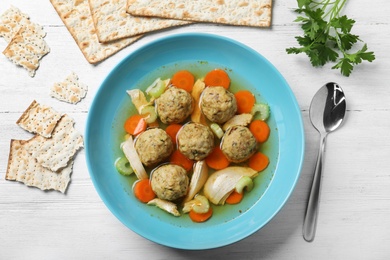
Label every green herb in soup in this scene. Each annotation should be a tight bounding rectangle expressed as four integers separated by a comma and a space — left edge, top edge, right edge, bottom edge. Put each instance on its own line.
115, 69, 271, 223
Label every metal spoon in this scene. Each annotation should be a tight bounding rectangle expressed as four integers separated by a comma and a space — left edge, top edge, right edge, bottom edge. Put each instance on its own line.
303, 82, 346, 242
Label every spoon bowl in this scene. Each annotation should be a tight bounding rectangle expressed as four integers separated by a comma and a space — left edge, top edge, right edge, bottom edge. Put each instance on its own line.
303, 82, 346, 242
310, 82, 346, 133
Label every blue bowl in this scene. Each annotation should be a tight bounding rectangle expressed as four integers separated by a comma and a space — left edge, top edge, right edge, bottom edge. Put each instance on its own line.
85, 33, 304, 250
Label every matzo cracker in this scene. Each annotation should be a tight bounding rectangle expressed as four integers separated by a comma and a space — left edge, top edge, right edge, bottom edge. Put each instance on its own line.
89, 0, 191, 42
25, 114, 84, 172
50, 72, 88, 104
50, 0, 141, 64
5, 139, 73, 193
16, 100, 62, 138
0, 6, 46, 43
127, 0, 272, 27
2, 27, 50, 77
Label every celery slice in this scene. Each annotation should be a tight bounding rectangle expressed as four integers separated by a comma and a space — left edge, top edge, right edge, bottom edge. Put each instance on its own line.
235, 176, 254, 194
183, 195, 210, 214
115, 157, 134, 176
146, 78, 166, 98
251, 103, 270, 121
140, 105, 157, 124
192, 195, 210, 214
210, 123, 224, 139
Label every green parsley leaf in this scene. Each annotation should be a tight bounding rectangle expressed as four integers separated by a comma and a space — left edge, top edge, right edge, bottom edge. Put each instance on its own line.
287, 0, 375, 76
338, 33, 359, 50
331, 15, 355, 33
297, 0, 311, 9
332, 58, 354, 76
331, 44, 375, 76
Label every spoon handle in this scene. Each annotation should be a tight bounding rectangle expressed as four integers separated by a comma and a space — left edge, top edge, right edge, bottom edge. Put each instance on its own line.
303, 133, 327, 242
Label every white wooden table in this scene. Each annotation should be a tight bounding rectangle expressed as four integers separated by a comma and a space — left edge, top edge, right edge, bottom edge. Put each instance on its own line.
1, 1, 389, 259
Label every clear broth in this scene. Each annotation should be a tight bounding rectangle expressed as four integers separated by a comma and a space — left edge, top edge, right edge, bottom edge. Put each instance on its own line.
111, 61, 279, 227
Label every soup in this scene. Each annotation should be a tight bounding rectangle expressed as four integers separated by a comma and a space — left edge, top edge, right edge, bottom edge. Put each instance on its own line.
111, 61, 278, 225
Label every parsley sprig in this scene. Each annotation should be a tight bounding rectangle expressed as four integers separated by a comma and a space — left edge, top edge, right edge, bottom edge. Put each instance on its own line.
286, 0, 375, 76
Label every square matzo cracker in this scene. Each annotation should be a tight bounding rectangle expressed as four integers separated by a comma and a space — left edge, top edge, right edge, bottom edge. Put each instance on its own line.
89, 0, 191, 42
50, 72, 88, 104
25, 114, 84, 172
127, 0, 272, 27
5, 139, 73, 193
17, 100, 63, 138
50, 0, 141, 64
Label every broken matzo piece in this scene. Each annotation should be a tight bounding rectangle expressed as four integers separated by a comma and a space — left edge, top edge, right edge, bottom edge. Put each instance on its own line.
25, 114, 84, 172
50, 72, 88, 104
0, 5, 46, 43
89, 0, 191, 43
2, 27, 50, 77
16, 100, 62, 138
5, 139, 73, 193
50, 0, 141, 64
127, 0, 272, 27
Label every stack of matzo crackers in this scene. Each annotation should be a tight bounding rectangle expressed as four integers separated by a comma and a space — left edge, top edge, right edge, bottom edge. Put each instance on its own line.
127, 0, 272, 27
5, 100, 83, 193
49, 0, 272, 64
0, 6, 50, 77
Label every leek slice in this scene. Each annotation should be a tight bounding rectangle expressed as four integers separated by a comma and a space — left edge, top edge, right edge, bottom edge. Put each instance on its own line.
148, 198, 180, 217
121, 135, 148, 180
222, 113, 253, 131
203, 166, 258, 205
183, 160, 208, 203
127, 89, 149, 114
190, 79, 207, 124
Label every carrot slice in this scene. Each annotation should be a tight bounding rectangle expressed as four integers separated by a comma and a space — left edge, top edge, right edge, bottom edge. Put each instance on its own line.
189, 207, 213, 223
248, 152, 269, 172
133, 179, 156, 203
249, 120, 270, 143
204, 69, 230, 89
205, 146, 230, 170
225, 190, 244, 204
165, 124, 182, 145
171, 70, 195, 92
235, 90, 255, 114
170, 150, 194, 171
124, 115, 147, 135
